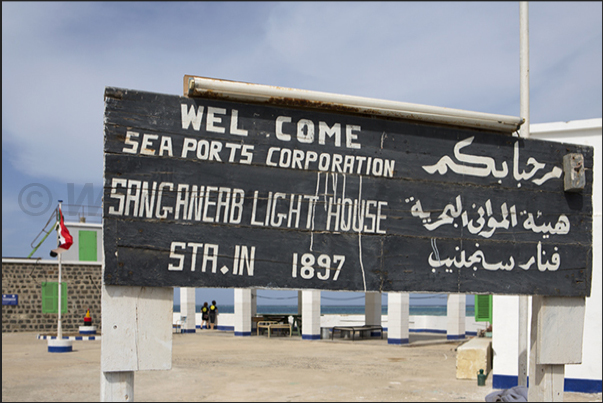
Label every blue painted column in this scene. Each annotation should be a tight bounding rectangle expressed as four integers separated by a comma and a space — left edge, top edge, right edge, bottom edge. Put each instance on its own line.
301, 290, 321, 340
388, 292, 410, 345
234, 288, 252, 336
297, 290, 302, 315
250, 289, 257, 332
447, 293, 466, 340
365, 291, 382, 337
180, 287, 196, 333
251, 289, 257, 316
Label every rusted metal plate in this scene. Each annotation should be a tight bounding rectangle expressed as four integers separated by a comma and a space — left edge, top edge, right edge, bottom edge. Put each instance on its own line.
103, 87, 593, 296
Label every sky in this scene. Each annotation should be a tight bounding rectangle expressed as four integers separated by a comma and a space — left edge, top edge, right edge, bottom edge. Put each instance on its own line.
3, 2, 601, 307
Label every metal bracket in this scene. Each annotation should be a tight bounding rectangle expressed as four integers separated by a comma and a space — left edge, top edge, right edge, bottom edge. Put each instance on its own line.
563, 153, 585, 192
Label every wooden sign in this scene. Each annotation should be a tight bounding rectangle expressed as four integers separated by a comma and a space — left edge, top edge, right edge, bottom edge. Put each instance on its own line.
103, 87, 593, 296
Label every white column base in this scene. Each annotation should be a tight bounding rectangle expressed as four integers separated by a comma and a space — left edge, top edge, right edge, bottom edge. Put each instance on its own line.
48, 338, 73, 353
79, 325, 97, 334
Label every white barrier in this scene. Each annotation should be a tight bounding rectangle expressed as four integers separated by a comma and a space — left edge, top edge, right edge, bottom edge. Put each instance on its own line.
173, 313, 487, 335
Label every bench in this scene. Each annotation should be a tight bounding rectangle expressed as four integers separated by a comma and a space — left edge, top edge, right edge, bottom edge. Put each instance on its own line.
256, 321, 292, 337
331, 325, 383, 341
252, 316, 267, 329
173, 316, 187, 333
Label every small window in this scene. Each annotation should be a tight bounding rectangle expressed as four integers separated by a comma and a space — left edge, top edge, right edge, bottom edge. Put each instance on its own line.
79, 230, 97, 261
474, 294, 492, 322
41, 282, 67, 314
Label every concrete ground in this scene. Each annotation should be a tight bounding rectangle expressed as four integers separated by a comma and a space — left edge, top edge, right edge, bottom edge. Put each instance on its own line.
2, 331, 601, 402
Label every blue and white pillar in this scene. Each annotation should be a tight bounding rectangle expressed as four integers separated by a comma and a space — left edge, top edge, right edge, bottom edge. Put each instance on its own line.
234, 288, 252, 336
365, 291, 382, 337
250, 289, 257, 332
387, 292, 410, 345
180, 287, 196, 333
297, 290, 302, 314
447, 293, 466, 340
251, 289, 257, 316
301, 290, 321, 340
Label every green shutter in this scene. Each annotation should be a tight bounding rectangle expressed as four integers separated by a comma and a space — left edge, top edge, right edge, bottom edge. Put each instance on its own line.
41, 282, 67, 314
474, 295, 492, 322
41, 282, 56, 313
60, 282, 67, 313
79, 230, 97, 261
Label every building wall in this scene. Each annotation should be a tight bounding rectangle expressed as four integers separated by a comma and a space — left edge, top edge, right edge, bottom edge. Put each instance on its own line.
2, 260, 102, 333
59, 222, 102, 263
492, 119, 602, 393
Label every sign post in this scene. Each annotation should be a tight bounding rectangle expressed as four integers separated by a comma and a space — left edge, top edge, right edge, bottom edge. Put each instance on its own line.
103, 81, 592, 296
101, 77, 593, 401
518, 0, 530, 388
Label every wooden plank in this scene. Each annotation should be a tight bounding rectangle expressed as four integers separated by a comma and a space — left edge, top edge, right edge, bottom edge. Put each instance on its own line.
103, 87, 593, 296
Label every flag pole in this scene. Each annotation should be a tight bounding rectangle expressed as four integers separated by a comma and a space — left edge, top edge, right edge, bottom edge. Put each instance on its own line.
57, 200, 63, 340
518, 1, 530, 388
47, 201, 72, 353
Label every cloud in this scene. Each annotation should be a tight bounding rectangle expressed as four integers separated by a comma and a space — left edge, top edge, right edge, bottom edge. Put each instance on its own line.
262, 3, 520, 109
1, 2, 275, 183
529, 2, 603, 122
2, 1, 601, 189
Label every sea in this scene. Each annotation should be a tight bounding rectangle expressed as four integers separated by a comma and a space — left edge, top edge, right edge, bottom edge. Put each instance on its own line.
174, 304, 475, 316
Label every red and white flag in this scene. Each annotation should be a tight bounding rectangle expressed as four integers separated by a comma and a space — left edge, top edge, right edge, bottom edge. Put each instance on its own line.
50, 206, 73, 257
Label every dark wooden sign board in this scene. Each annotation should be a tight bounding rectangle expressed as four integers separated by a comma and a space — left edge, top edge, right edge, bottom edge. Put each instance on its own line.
103, 87, 593, 296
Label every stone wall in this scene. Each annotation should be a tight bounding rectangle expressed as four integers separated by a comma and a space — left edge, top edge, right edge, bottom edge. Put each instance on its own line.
2, 260, 102, 333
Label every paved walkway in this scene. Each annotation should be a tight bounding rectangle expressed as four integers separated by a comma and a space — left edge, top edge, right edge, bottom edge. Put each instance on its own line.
2, 331, 601, 402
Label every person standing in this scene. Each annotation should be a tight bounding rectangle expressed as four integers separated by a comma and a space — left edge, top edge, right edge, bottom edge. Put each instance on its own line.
209, 300, 218, 330
201, 302, 209, 329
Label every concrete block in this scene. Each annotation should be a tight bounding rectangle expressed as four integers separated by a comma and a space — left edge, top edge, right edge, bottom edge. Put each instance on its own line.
365, 292, 382, 326
234, 288, 252, 335
388, 292, 409, 342
302, 290, 321, 337
456, 337, 492, 380
180, 287, 196, 331
101, 285, 172, 372
535, 296, 585, 365
447, 294, 466, 338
